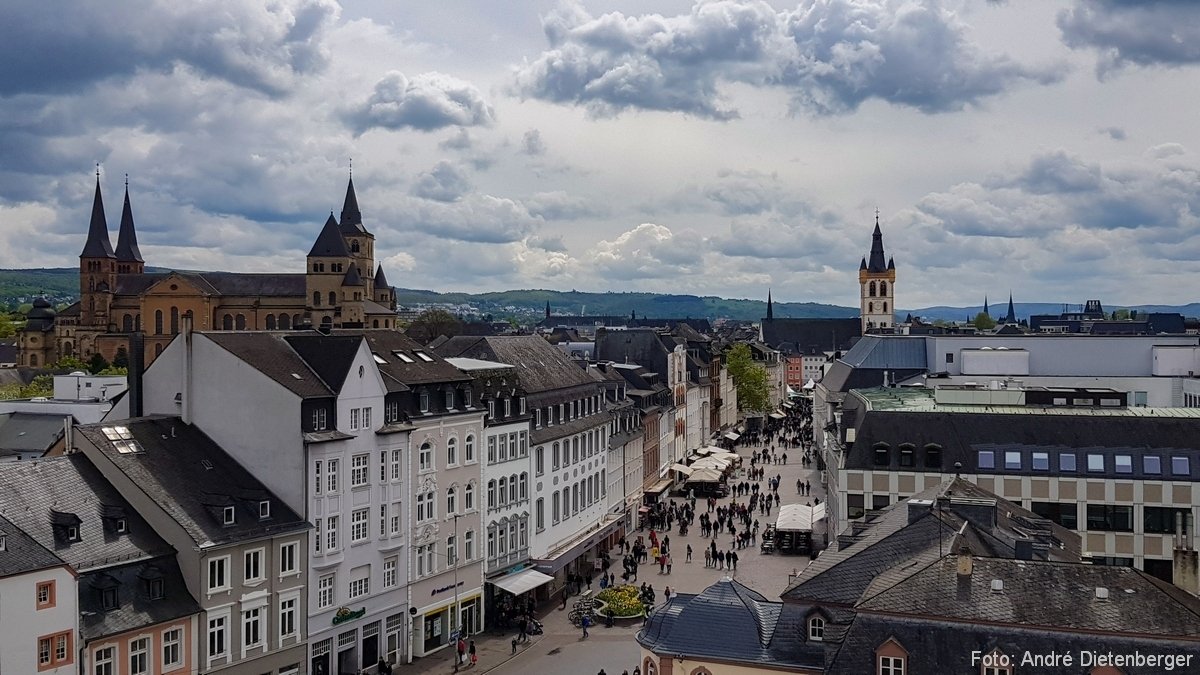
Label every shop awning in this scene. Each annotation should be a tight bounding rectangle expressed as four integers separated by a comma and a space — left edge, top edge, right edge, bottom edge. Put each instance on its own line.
670, 463, 694, 475
769, 412, 786, 420
686, 468, 724, 483
783, 401, 795, 409
774, 503, 827, 531
723, 431, 741, 441
488, 568, 555, 596
695, 447, 714, 455
645, 477, 673, 494
534, 517, 624, 574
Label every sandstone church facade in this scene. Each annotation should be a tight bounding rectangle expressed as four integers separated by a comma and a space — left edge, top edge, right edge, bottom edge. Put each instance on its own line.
18, 175, 398, 367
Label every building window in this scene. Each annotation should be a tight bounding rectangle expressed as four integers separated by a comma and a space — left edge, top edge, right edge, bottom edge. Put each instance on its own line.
1144, 455, 1162, 474
499, 477, 508, 506
420, 392, 430, 412
244, 548, 264, 583
536, 446, 545, 475
417, 492, 435, 522
847, 493, 865, 520
1114, 454, 1133, 474
465, 434, 475, 463
207, 556, 229, 592
351, 454, 369, 487
879, 655, 905, 675
447, 534, 457, 566
977, 450, 995, 470
446, 389, 455, 410
552, 491, 560, 523
391, 449, 402, 480
326, 457, 340, 492
1172, 456, 1191, 476
326, 514, 339, 550
898, 444, 914, 467
873, 443, 890, 466
155, 310, 164, 334
243, 607, 262, 649
465, 482, 475, 511
1031, 501, 1078, 530
488, 480, 496, 510
1087, 454, 1105, 472
162, 628, 182, 669
36, 580, 55, 609
314, 518, 322, 553
1031, 452, 1049, 471
553, 442, 561, 469
317, 574, 335, 608
1059, 452, 1077, 472
38, 631, 72, 669
536, 498, 545, 531
280, 598, 297, 640
465, 530, 475, 560
259, 500, 270, 519
808, 615, 825, 640
280, 541, 297, 575
519, 472, 529, 501
1004, 451, 1021, 470
208, 615, 227, 658
447, 437, 458, 465
384, 557, 398, 587
390, 502, 402, 535
447, 486, 457, 515
488, 436, 497, 463
311, 407, 328, 431
351, 508, 369, 543
1145, 506, 1191, 535
349, 576, 369, 600
1087, 504, 1134, 532
350, 408, 360, 431
419, 442, 433, 471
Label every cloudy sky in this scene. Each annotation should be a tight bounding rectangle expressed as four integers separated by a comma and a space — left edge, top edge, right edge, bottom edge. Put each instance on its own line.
1, 0, 1198, 308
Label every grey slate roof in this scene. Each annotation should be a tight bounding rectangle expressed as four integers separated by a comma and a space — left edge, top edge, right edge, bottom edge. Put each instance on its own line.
434, 335, 597, 393
838, 335, 928, 369
594, 329, 671, 379
114, 186, 143, 263
342, 264, 364, 287
0, 411, 67, 457
637, 578, 819, 669
345, 330, 472, 387
112, 272, 305, 297
339, 177, 367, 234
285, 333, 362, 394
0, 512, 66, 578
859, 556, 1200, 636
79, 556, 198, 641
761, 318, 861, 355
309, 213, 351, 257
76, 416, 308, 547
82, 177, 115, 258
202, 332, 333, 399
0, 454, 175, 571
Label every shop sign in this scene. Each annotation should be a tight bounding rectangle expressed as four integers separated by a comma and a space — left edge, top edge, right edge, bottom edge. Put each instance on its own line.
332, 606, 366, 626
431, 580, 465, 596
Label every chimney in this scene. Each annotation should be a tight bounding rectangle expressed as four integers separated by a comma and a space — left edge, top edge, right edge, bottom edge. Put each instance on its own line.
129, 331, 145, 418
1173, 512, 1199, 597
957, 544, 973, 577
990, 579, 1003, 593
63, 417, 73, 454
1095, 587, 1109, 600
181, 315, 193, 425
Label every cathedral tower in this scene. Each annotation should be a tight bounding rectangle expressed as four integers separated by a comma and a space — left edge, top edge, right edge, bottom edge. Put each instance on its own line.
858, 214, 896, 333
306, 213, 352, 329
114, 178, 144, 275
339, 175, 376, 298
80, 172, 117, 328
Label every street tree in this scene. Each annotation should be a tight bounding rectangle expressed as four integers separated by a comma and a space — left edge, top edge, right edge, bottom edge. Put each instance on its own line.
973, 312, 996, 330
726, 343, 771, 412
405, 309, 463, 344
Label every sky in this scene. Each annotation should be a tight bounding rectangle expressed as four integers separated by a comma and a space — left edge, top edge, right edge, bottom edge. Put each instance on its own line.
1, 0, 1198, 309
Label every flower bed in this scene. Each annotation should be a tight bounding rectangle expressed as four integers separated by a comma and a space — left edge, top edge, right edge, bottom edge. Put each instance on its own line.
595, 585, 646, 618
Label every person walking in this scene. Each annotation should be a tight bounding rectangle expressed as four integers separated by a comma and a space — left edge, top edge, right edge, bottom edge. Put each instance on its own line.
666, 554, 673, 574
458, 636, 468, 666
686, 544, 693, 562
469, 640, 477, 667
582, 614, 591, 639
704, 548, 711, 567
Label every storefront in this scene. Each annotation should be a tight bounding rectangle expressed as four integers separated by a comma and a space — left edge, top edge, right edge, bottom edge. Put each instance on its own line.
311, 606, 408, 675
642, 477, 673, 505
485, 566, 555, 628
534, 517, 624, 593
415, 592, 483, 656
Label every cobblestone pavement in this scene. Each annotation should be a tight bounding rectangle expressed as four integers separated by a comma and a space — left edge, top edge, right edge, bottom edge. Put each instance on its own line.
409, 436, 825, 674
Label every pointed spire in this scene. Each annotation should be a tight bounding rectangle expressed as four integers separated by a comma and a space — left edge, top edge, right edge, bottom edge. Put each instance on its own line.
309, 212, 351, 257
374, 263, 390, 290
339, 172, 367, 234
545, 301, 551, 319
866, 213, 887, 273
81, 170, 115, 258
114, 177, 143, 263
766, 288, 774, 320
860, 257, 867, 271
342, 264, 364, 287
983, 296, 990, 316
1005, 293, 1017, 324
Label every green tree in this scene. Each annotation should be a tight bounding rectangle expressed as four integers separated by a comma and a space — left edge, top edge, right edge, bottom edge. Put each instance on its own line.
51, 356, 89, 371
0, 374, 54, 401
726, 343, 771, 412
404, 309, 463, 344
87, 353, 109, 374
1111, 308, 1132, 320
97, 366, 128, 376
112, 348, 129, 369
973, 312, 996, 330
0, 312, 14, 338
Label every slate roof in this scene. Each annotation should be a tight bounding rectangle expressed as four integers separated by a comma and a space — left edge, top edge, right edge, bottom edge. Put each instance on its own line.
342, 264, 364, 287
82, 177, 115, 258
866, 222, 887, 273
374, 264, 389, 289
79, 556, 198, 641
434, 335, 597, 393
202, 332, 332, 399
284, 333, 362, 394
308, 213, 351, 257
761, 318, 861, 355
339, 177, 367, 234
76, 416, 308, 547
0, 341, 16, 364
638, 578, 819, 669
0, 412, 67, 457
343, 329, 472, 387
0, 454, 175, 571
112, 272, 306, 297
860, 556, 1200, 636
114, 186, 143, 263
838, 335, 927, 369
0, 512, 66, 578
594, 329, 671, 378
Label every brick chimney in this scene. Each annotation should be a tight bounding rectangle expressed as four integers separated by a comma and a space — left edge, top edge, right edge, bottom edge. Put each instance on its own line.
1173, 513, 1199, 597
957, 543, 973, 577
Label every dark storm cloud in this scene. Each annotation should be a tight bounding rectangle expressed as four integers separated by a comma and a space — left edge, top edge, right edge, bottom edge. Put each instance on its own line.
522, 129, 547, 155
514, 0, 1062, 119
343, 71, 495, 134
1058, 1, 1200, 77
1099, 126, 1127, 140
0, 0, 338, 97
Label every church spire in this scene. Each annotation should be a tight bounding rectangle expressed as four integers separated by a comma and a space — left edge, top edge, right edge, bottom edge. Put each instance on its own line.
866, 212, 887, 273
1004, 293, 1017, 324
766, 288, 774, 320
81, 170, 115, 258
339, 172, 367, 234
545, 301, 551, 319
983, 296, 990, 317
114, 177, 143, 263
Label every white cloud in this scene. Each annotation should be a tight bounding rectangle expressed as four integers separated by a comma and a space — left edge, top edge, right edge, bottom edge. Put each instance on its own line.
343, 71, 496, 134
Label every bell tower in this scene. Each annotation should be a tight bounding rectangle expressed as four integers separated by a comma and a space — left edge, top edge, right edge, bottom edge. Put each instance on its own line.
859, 212, 896, 333
80, 170, 117, 329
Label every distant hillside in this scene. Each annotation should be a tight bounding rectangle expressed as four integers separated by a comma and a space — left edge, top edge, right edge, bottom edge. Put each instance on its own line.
905, 302, 1200, 322
392, 288, 858, 321
0, 268, 79, 306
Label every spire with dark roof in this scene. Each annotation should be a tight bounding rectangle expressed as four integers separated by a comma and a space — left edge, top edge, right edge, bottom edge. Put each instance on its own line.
766, 289, 774, 320
114, 180, 143, 263
1004, 293, 1017, 324
866, 215, 888, 273
342, 264, 364, 287
859, 257, 867, 270
81, 174, 115, 258
983, 296, 990, 316
545, 301, 551, 319
339, 175, 367, 234
308, 213, 351, 257
374, 264, 389, 289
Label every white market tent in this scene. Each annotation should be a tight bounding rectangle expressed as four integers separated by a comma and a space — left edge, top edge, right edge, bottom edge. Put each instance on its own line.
670, 463, 694, 475
774, 503, 827, 532
686, 467, 724, 483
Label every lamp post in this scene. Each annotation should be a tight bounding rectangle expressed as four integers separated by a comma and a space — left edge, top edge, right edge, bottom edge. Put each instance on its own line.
452, 512, 461, 670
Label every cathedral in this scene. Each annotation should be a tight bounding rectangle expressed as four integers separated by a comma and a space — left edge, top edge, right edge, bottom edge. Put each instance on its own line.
17, 174, 398, 368
858, 215, 896, 333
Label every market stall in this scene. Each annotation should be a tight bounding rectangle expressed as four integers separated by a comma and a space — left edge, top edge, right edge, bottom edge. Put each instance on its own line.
767, 503, 827, 556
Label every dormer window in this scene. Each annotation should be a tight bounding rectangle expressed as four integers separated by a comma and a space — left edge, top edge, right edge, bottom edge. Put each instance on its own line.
51, 510, 82, 543
504, 398, 512, 417
808, 615, 825, 641
446, 389, 455, 410
464, 389, 472, 407
101, 587, 118, 610
872, 443, 890, 466
488, 399, 495, 419
223, 506, 236, 525
259, 501, 271, 520
67, 526, 79, 541
149, 578, 164, 600
519, 397, 526, 414
115, 518, 127, 533
420, 391, 430, 413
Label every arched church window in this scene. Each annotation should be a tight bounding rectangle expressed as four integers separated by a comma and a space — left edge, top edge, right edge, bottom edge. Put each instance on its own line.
222, 315, 233, 330
352, 240, 360, 253
170, 307, 179, 334
869, 281, 877, 297
292, 314, 301, 327
373, 320, 379, 328
63, 342, 73, 356
123, 314, 134, 332
883, 302, 888, 313
266, 314, 276, 330
868, 302, 874, 314
29, 354, 38, 367
880, 281, 888, 295
279, 313, 291, 330
313, 291, 321, 306
235, 314, 246, 331
155, 310, 163, 335
328, 291, 336, 306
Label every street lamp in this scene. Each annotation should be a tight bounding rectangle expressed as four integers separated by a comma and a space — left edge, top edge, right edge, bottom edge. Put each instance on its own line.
452, 512, 461, 671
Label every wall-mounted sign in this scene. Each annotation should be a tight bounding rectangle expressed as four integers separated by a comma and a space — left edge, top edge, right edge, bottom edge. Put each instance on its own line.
332, 606, 366, 626
432, 580, 465, 597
